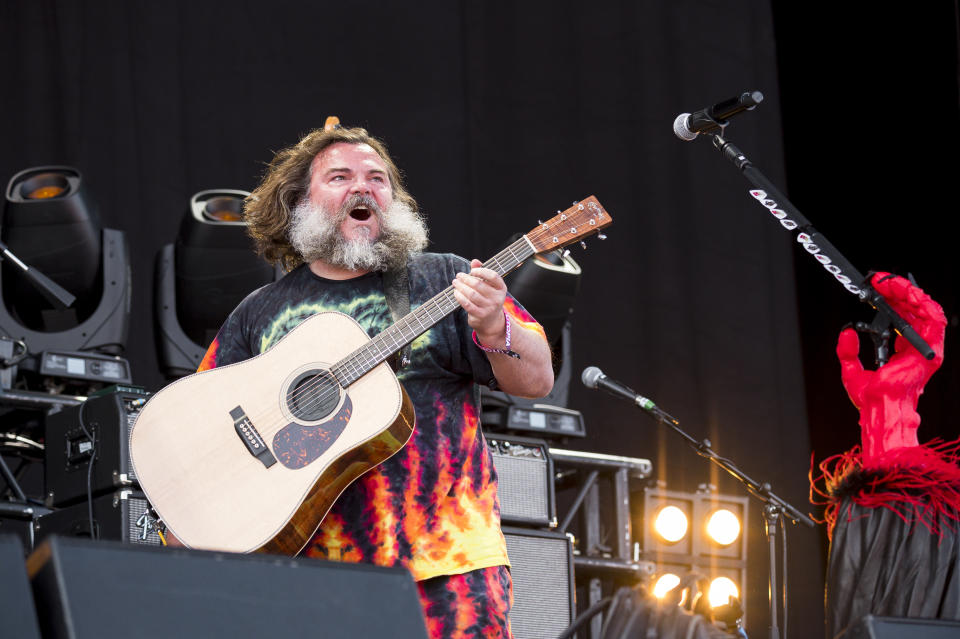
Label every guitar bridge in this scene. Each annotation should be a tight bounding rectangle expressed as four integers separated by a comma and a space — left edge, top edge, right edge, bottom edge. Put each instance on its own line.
230, 406, 277, 468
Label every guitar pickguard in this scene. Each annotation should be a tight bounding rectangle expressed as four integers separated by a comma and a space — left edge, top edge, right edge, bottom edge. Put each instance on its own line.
273, 394, 353, 469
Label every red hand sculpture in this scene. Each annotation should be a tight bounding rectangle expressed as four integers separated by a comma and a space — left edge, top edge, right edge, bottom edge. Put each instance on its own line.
836, 272, 946, 467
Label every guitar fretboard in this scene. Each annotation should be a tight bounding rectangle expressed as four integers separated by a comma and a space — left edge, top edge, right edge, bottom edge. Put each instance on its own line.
330, 236, 535, 387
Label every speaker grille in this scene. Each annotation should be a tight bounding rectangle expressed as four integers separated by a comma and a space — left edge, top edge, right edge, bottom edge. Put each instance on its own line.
123, 404, 142, 481
34, 490, 162, 546
497, 456, 549, 522
504, 528, 573, 639
490, 437, 554, 526
122, 493, 162, 546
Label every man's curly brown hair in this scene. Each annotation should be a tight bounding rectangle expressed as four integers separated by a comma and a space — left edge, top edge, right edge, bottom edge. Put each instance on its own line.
244, 126, 418, 270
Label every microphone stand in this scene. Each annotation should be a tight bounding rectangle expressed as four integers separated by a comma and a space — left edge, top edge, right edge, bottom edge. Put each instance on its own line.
677, 108, 938, 638
647, 407, 814, 639
0, 239, 76, 309
697, 121, 934, 360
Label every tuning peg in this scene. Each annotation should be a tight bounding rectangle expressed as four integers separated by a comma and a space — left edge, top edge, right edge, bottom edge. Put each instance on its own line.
580, 241, 587, 250
597, 233, 607, 240
538, 219, 543, 225
562, 249, 571, 258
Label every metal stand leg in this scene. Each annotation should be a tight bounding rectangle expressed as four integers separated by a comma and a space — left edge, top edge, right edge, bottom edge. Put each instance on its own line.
584, 481, 602, 639
764, 504, 781, 639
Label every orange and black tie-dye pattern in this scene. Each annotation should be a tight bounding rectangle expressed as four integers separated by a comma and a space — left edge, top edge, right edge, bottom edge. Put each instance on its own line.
502, 295, 546, 343
196, 253, 546, 589
417, 565, 513, 639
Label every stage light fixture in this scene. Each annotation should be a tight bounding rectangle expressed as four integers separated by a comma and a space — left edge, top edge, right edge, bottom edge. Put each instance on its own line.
481, 246, 583, 438
705, 508, 741, 546
0, 166, 131, 401
707, 576, 739, 608
700, 495, 748, 560
642, 489, 695, 556
502, 248, 581, 407
640, 486, 749, 619
154, 189, 278, 378
506, 251, 581, 347
653, 572, 681, 599
653, 505, 689, 543
650, 563, 703, 609
3, 168, 101, 320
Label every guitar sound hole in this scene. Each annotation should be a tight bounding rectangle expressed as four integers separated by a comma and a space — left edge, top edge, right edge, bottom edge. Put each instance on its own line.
286, 369, 340, 422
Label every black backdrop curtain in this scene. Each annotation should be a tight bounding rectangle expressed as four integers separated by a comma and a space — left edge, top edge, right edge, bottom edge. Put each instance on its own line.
1, 0, 871, 635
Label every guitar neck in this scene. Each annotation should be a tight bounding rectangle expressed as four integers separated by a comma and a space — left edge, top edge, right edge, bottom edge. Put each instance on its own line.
331, 236, 536, 387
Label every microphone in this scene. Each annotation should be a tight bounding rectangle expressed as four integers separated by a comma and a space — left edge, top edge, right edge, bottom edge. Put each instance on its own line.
673, 90, 764, 141
581, 366, 678, 424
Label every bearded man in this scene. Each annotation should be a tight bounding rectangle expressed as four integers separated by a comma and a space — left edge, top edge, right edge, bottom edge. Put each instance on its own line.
197, 125, 554, 638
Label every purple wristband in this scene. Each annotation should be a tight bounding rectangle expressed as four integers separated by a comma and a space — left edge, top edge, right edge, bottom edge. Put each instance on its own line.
472, 309, 521, 359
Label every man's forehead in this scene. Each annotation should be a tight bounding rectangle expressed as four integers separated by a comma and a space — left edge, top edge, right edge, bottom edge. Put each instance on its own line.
313, 142, 388, 173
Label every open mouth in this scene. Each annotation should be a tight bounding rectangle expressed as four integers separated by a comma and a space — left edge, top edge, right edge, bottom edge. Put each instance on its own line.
349, 207, 372, 221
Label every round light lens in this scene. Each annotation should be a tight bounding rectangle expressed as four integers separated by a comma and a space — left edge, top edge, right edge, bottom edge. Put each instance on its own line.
706, 508, 741, 546
654, 505, 689, 543
653, 573, 681, 599
203, 196, 244, 222
27, 185, 66, 199
708, 577, 739, 608
19, 172, 70, 200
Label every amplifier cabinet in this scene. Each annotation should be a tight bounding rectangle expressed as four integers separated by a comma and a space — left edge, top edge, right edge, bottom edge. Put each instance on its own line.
0, 534, 41, 639
503, 527, 575, 639
33, 489, 162, 546
489, 435, 556, 527
44, 386, 149, 506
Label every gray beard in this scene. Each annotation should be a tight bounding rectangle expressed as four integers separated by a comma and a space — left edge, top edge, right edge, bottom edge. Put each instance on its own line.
288, 194, 429, 272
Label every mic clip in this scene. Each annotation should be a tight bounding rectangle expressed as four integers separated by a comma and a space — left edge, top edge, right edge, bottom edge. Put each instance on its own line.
689, 112, 728, 137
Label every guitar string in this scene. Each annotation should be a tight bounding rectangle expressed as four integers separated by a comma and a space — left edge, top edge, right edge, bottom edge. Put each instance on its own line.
240, 285, 460, 435
243, 205, 605, 438
271, 228, 547, 421
243, 250, 516, 434
243, 206, 605, 436
258, 205, 605, 430
250, 227, 534, 423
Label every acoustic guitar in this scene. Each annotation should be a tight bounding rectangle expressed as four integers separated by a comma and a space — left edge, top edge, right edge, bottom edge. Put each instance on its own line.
129, 196, 611, 555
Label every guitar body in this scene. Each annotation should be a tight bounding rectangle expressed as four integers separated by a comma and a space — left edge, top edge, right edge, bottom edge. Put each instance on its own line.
130, 195, 611, 557
129, 311, 415, 555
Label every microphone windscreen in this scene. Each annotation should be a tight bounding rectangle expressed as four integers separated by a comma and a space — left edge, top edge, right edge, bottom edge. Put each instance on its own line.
581, 366, 603, 388
672, 113, 697, 141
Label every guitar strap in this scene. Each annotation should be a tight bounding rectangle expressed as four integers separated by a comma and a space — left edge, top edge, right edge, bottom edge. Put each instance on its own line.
382, 264, 412, 372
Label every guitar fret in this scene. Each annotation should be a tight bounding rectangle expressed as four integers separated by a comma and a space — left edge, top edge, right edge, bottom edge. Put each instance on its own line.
506, 242, 525, 265
410, 310, 427, 331
327, 198, 611, 391
331, 212, 587, 388
368, 340, 388, 365
337, 261, 523, 387
334, 286, 454, 386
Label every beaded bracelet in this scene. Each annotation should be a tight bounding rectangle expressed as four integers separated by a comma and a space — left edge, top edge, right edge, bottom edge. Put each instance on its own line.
472, 309, 521, 359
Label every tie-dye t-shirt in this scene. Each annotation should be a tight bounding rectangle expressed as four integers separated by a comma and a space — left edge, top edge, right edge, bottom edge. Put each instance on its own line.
198, 252, 545, 581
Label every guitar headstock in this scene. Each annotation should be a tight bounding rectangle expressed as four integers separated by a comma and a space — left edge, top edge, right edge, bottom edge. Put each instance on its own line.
525, 196, 612, 255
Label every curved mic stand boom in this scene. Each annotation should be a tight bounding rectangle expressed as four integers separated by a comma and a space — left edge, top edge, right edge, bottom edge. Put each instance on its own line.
690, 92, 934, 361
675, 89, 937, 639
